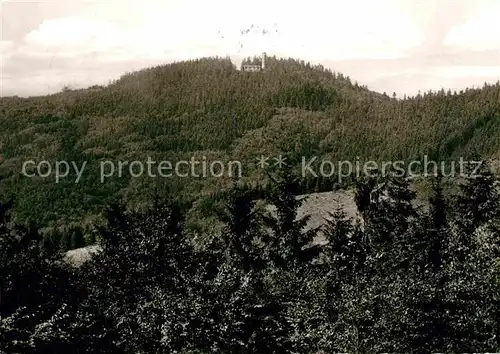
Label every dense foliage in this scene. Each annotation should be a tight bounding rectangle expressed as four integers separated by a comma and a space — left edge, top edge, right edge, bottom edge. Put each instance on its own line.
1, 164, 499, 353
1, 55, 499, 247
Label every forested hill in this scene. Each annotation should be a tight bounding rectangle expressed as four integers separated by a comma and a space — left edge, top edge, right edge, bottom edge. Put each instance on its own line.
1, 55, 500, 232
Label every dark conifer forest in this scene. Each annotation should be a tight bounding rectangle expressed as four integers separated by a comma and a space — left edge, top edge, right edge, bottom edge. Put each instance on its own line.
1, 56, 499, 352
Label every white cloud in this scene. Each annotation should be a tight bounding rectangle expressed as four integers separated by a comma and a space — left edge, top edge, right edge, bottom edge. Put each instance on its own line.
0, 40, 15, 57
434, 66, 500, 78
23, 16, 129, 55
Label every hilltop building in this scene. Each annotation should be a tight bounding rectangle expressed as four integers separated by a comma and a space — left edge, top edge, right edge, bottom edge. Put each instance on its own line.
241, 52, 266, 72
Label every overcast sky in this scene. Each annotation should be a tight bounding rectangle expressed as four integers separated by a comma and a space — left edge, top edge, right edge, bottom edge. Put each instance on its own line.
1, 0, 499, 97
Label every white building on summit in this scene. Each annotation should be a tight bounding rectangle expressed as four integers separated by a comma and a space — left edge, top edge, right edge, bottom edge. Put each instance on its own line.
241, 52, 266, 72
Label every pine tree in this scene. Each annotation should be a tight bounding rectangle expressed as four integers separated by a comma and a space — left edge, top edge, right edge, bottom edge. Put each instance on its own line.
454, 160, 500, 235
72, 198, 202, 353
425, 174, 448, 270
323, 208, 366, 274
